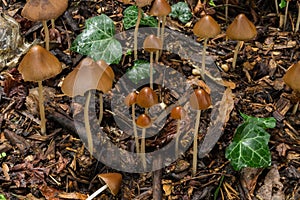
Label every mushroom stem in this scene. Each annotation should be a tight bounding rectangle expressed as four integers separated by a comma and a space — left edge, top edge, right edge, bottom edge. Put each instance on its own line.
134, 7, 142, 61
225, 0, 229, 23
192, 110, 201, 177
149, 52, 154, 89
201, 38, 208, 81
98, 93, 103, 124
275, 0, 279, 15
51, 19, 55, 29
283, 0, 289, 31
296, 2, 300, 32
155, 17, 161, 63
141, 128, 147, 169
86, 184, 108, 200
175, 119, 181, 157
84, 91, 93, 157
42, 20, 50, 50
38, 81, 46, 135
232, 40, 243, 69
159, 15, 167, 56
132, 104, 139, 153
292, 101, 299, 115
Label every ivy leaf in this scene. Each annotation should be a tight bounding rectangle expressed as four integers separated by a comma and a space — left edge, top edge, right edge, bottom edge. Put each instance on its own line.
279, 0, 286, 8
123, 6, 157, 30
126, 60, 152, 84
209, 0, 216, 7
240, 112, 276, 129
169, 2, 192, 24
71, 14, 122, 64
225, 123, 271, 171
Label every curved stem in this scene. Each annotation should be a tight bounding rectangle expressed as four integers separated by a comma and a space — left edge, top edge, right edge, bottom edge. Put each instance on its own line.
86, 185, 108, 200
42, 20, 49, 50
141, 128, 147, 169
175, 119, 180, 157
134, 7, 142, 60
201, 38, 208, 81
84, 91, 93, 157
132, 104, 139, 153
283, 0, 289, 31
38, 81, 46, 135
232, 41, 242, 69
150, 52, 153, 89
98, 93, 103, 124
192, 110, 201, 177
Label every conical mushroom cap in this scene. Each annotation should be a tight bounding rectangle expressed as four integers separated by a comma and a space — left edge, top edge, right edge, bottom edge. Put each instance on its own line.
189, 89, 211, 110
18, 45, 62, 82
98, 173, 122, 196
21, 0, 68, 21
226, 14, 257, 41
136, 0, 153, 7
193, 15, 221, 39
124, 92, 137, 107
136, 114, 152, 128
149, 0, 171, 17
61, 58, 114, 97
136, 87, 158, 108
283, 61, 300, 93
143, 35, 162, 53
171, 106, 186, 120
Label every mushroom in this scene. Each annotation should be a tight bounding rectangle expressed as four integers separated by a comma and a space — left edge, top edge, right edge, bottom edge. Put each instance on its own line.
143, 35, 162, 89
226, 14, 257, 69
149, 0, 171, 61
193, 15, 220, 80
87, 173, 122, 200
136, 113, 152, 169
189, 88, 211, 176
170, 106, 186, 157
21, 0, 68, 50
136, 86, 158, 109
283, 61, 300, 114
18, 45, 62, 135
124, 91, 139, 153
61, 58, 114, 156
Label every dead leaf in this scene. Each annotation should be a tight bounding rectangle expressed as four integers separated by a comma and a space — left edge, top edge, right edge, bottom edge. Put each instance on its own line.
163, 184, 172, 196
276, 143, 290, 157
58, 192, 88, 200
2, 162, 10, 181
240, 167, 263, 196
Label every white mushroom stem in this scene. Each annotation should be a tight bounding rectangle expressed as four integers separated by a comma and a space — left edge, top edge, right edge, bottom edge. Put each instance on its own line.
98, 93, 103, 124
201, 38, 208, 80
160, 15, 167, 56
42, 20, 49, 50
192, 110, 201, 177
134, 7, 142, 60
141, 128, 147, 169
132, 104, 139, 153
149, 52, 154, 89
85, 91, 93, 157
86, 184, 108, 200
295, 2, 300, 32
225, 0, 229, 23
38, 81, 46, 135
155, 17, 161, 63
232, 40, 243, 69
175, 119, 181, 157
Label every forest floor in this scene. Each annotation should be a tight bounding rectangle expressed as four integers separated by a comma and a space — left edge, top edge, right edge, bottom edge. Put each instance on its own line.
0, 0, 299, 199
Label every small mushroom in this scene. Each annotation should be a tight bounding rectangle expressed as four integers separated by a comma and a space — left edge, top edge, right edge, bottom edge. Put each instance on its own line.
171, 106, 186, 157
87, 173, 122, 200
189, 88, 211, 176
143, 36, 162, 89
136, 86, 159, 109
124, 91, 139, 153
226, 14, 257, 69
18, 45, 62, 134
283, 61, 300, 114
193, 15, 220, 80
21, 0, 68, 50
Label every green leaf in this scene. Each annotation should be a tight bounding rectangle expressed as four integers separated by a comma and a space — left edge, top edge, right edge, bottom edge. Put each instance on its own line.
279, 0, 286, 8
209, 0, 216, 7
126, 60, 152, 84
71, 14, 122, 64
0, 194, 6, 200
225, 122, 272, 171
240, 112, 276, 129
123, 6, 157, 30
169, 2, 192, 24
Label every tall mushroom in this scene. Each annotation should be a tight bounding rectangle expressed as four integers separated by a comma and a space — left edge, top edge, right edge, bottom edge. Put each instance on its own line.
61, 58, 114, 156
226, 14, 257, 69
87, 173, 122, 200
143, 35, 162, 89
171, 106, 186, 157
18, 45, 62, 135
193, 15, 220, 80
189, 88, 211, 176
283, 61, 300, 114
21, 0, 68, 50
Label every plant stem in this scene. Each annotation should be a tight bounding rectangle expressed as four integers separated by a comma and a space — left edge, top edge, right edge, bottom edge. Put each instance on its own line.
225, 0, 229, 23
141, 128, 147, 170
284, 0, 289, 31
134, 7, 142, 60
192, 110, 201, 177
98, 93, 103, 124
175, 119, 180, 157
201, 38, 208, 81
160, 16, 167, 56
42, 20, 49, 50
275, 0, 279, 14
51, 19, 55, 29
150, 52, 153, 89
296, 2, 300, 32
155, 17, 161, 63
38, 81, 46, 135
132, 104, 139, 153
232, 40, 242, 69
84, 91, 93, 157
86, 185, 108, 200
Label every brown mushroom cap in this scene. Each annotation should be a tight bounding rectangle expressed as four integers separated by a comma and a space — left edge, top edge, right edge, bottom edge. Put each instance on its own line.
283, 61, 300, 93
124, 92, 137, 107
189, 89, 212, 110
171, 106, 186, 120
136, 0, 153, 7
226, 14, 257, 41
18, 45, 62, 82
21, 0, 68, 21
98, 173, 122, 196
149, 0, 171, 17
143, 35, 162, 53
61, 58, 114, 97
193, 15, 221, 39
136, 87, 158, 108
136, 114, 152, 128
